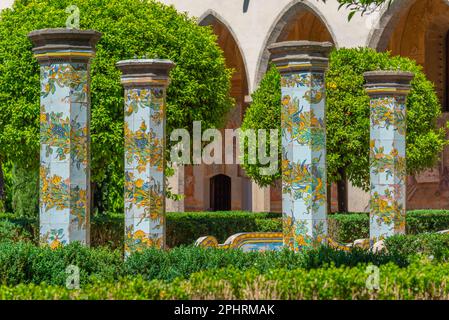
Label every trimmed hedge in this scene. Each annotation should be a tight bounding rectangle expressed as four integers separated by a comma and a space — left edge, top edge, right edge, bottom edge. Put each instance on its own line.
330, 210, 449, 243
1, 233, 449, 286
0, 240, 406, 286
93, 211, 281, 248
2, 260, 449, 300
2, 210, 449, 247
0, 211, 281, 248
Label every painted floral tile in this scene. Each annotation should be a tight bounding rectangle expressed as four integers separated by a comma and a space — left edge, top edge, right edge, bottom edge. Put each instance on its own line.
280, 71, 327, 250
39, 62, 90, 246
124, 87, 167, 255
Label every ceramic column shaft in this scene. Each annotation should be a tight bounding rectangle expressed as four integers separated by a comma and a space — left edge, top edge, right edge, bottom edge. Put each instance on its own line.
117, 59, 174, 255
269, 41, 333, 251
364, 71, 414, 244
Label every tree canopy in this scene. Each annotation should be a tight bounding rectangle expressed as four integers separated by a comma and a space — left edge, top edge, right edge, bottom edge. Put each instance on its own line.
241, 47, 447, 191
0, 0, 233, 215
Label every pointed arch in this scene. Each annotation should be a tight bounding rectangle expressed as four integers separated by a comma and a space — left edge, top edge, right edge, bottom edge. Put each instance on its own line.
254, 0, 337, 87
198, 9, 250, 108
366, 0, 415, 51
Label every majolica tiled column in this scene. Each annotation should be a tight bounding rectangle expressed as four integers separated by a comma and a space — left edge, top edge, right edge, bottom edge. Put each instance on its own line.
117, 59, 174, 255
28, 29, 101, 247
268, 41, 333, 251
364, 71, 414, 244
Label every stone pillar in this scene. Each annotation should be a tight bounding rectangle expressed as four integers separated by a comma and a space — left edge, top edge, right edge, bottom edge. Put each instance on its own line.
28, 29, 101, 247
117, 59, 174, 254
268, 41, 333, 251
364, 71, 414, 244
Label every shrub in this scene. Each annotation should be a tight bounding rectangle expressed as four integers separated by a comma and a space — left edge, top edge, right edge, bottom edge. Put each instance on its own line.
4, 210, 449, 247
91, 211, 283, 248
241, 48, 447, 190
3, 260, 449, 300
0, 220, 31, 243
329, 210, 449, 243
123, 245, 405, 282
0, 241, 122, 286
328, 212, 368, 243
0, 240, 407, 286
385, 233, 449, 261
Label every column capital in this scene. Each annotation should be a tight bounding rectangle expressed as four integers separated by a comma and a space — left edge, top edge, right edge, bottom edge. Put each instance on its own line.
364, 71, 414, 97
268, 41, 333, 73
28, 28, 101, 64
116, 59, 175, 88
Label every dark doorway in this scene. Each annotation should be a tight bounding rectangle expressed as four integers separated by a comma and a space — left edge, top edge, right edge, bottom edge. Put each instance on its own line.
210, 174, 231, 211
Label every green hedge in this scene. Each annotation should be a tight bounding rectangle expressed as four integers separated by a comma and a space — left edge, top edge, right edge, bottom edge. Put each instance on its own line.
0, 211, 281, 248
0, 240, 406, 286
2, 260, 449, 300
2, 210, 449, 247
92, 211, 281, 248
329, 210, 449, 243
1, 233, 449, 286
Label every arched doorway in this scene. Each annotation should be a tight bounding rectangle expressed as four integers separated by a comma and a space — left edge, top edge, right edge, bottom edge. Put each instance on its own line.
210, 174, 231, 211
369, 0, 449, 209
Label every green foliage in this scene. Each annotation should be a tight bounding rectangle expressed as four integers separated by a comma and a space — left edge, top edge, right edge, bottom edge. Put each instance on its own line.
240, 65, 281, 186
328, 212, 369, 243
241, 48, 447, 190
5, 209, 449, 247
0, 0, 233, 214
10, 164, 39, 218
334, 0, 393, 20
123, 245, 404, 282
1, 232, 449, 289
165, 211, 280, 247
0, 220, 31, 243
330, 210, 449, 243
0, 241, 122, 286
3, 260, 449, 300
385, 233, 449, 261
93, 211, 282, 248
0, 240, 407, 286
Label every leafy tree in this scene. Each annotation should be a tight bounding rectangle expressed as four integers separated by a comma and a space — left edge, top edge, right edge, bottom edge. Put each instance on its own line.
322, 0, 393, 19
0, 0, 233, 215
241, 48, 447, 210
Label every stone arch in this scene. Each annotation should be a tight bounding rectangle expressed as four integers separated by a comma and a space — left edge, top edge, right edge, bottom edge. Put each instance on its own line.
366, 0, 415, 51
181, 10, 252, 212
254, 0, 337, 87
198, 9, 250, 109
368, 0, 449, 109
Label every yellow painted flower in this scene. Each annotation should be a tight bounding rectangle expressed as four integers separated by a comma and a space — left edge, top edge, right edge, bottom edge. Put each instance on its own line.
50, 239, 61, 250
282, 96, 291, 106
391, 148, 398, 157
135, 179, 144, 188
51, 175, 62, 185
